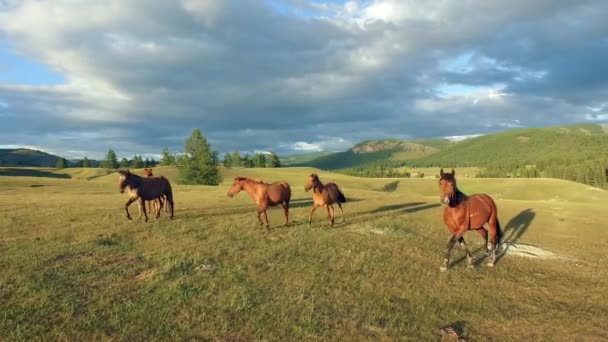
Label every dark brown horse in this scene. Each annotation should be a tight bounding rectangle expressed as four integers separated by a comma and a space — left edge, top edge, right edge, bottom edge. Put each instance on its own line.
305, 174, 346, 227
118, 170, 174, 222
143, 168, 166, 215
438, 168, 502, 271
227, 177, 291, 231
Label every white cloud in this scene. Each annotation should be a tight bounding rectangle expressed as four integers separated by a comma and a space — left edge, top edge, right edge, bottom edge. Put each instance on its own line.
1, 0, 607, 158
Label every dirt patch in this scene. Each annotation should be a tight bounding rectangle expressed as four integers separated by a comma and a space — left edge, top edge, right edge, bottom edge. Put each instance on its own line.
101, 255, 144, 266
516, 136, 530, 143
133, 269, 157, 281
52, 251, 95, 263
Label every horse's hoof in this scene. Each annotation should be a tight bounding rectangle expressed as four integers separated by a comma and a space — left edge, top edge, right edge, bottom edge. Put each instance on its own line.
127, 216, 132, 221
440, 266, 448, 272
487, 262, 495, 268
467, 264, 475, 269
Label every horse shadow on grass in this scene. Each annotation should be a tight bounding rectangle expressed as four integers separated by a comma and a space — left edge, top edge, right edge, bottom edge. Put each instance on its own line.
0, 168, 70, 179
325, 202, 441, 228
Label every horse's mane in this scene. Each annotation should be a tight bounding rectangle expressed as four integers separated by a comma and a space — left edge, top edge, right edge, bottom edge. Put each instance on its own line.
236, 176, 265, 184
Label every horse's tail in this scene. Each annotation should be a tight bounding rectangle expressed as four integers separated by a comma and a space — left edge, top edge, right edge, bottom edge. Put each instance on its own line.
337, 188, 346, 203
162, 177, 174, 217
495, 218, 503, 246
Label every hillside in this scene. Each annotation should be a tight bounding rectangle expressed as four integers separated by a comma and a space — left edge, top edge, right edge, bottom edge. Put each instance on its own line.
0, 148, 61, 167
299, 138, 450, 169
280, 151, 332, 165
407, 123, 608, 168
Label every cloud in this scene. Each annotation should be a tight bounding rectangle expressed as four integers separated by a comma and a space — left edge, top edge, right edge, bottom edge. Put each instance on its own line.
0, 0, 607, 158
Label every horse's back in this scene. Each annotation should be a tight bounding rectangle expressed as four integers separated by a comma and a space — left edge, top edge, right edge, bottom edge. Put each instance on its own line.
139, 176, 171, 200
268, 181, 291, 204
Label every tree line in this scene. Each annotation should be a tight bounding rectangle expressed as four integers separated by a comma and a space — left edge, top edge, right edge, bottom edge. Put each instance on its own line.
92, 129, 282, 185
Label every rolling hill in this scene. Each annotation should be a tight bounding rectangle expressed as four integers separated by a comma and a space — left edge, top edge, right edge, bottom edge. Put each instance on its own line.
280, 151, 333, 165
407, 123, 608, 168
296, 138, 451, 169
0, 148, 62, 167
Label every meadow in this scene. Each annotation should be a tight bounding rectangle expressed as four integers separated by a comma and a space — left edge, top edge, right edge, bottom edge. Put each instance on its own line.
1, 166, 607, 340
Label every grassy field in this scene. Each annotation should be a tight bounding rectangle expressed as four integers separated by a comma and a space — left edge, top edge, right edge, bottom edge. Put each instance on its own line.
394, 167, 483, 178
1, 166, 607, 340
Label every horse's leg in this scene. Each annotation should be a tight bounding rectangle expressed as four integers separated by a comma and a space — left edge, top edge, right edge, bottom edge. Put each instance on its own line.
440, 235, 458, 271
337, 202, 345, 223
458, 237, 474, 268
477, 228, 490, 256
125, 198, 137, 220
139, 198, 149, 222
155, 198, 162, 219
487, 218, 499, 267
281, 203, 289, 226
309, 204, 319, 227
256, 209, 264, 226
263, 210, 270, 231
326, 205, 335, 227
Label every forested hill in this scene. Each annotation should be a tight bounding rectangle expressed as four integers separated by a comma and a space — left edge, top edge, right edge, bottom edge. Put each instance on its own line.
407, 123, 608, 168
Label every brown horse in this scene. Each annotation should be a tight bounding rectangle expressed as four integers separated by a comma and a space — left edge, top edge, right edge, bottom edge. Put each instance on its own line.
305, 174, 346, 227
438, 168, 502, 271
143, 168, 165, 215
227, 177, 291, 231
118, 170, 174, 222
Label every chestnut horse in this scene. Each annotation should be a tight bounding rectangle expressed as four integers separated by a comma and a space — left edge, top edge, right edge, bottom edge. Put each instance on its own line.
305, 174, 346, 227
118, 170, 174, 222
438, 168, 502, 271
227, 177, 291, 231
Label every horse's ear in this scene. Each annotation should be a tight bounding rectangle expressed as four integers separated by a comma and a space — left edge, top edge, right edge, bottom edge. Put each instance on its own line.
440, 168, 444, 177
451, 169, 455, 176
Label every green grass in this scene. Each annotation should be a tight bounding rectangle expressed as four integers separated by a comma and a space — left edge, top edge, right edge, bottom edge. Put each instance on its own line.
1, 167, 607, 340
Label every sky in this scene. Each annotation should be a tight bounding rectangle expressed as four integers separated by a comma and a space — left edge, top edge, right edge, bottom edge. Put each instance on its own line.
0, 0, 607, 159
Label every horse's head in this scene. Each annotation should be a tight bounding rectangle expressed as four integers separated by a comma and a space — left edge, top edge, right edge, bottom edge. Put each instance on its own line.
143, 168, 153, 177
227, 177, 245, 197
439, 168, 457, 204
305, 174, 320, 191
118, 170, 131, 193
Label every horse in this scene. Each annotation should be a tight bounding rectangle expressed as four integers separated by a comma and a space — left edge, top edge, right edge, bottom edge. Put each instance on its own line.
143, 168, 165, 215
118, 170, 174, 222
438, 168, 502, 271
227, 177, 291, 231
305, 174, 346, 227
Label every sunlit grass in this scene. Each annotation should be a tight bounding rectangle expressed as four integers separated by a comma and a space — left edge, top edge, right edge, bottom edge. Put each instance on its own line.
1, 167, 607, 340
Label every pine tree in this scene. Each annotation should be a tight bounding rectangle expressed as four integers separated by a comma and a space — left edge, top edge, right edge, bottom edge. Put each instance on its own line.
177, 129, 222, 185
223, 153, 233, 168
101, 149, 119, 169
160, 148, 175, 166
211, 151, 220, 166
232, 150, 242, 167
253, 153, 267, 168
55, 158, 67, 169
267, 152, 281, 168
119, 157, 130, 168
242, 154, 253, 168
81, 157, 90, 168
131, 155, 144, 169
